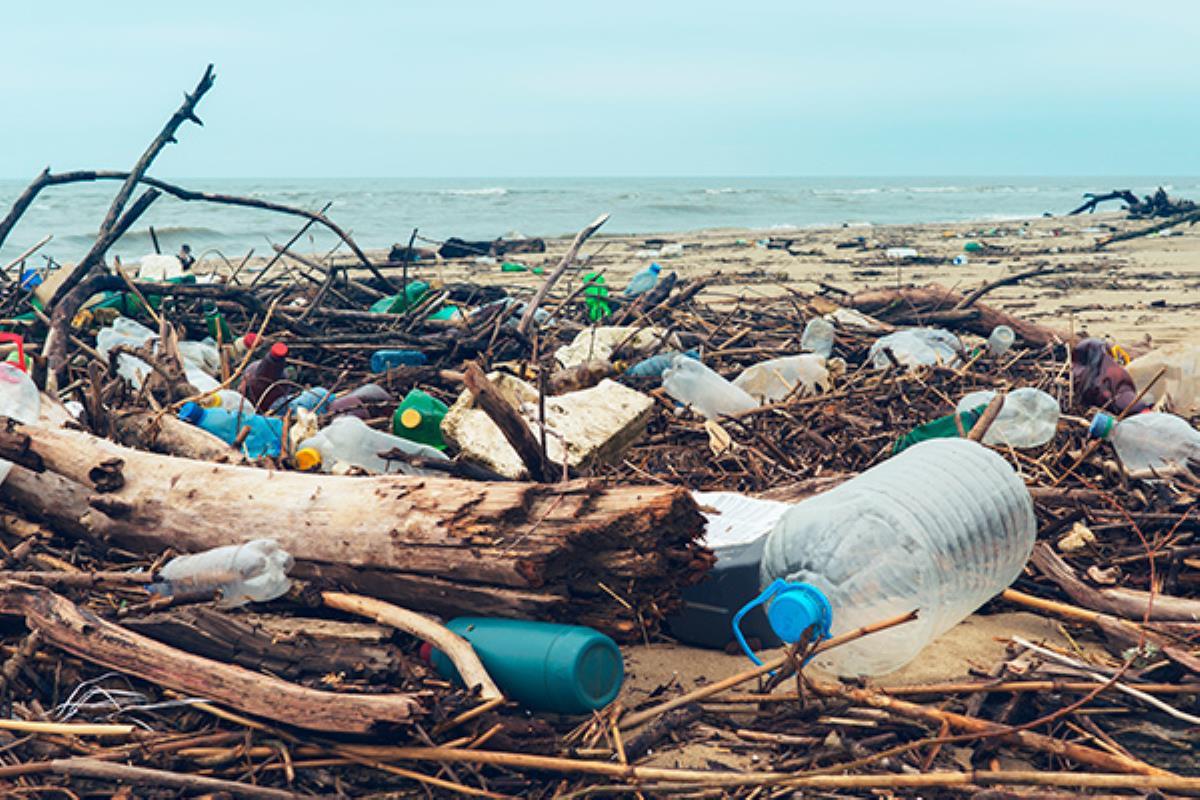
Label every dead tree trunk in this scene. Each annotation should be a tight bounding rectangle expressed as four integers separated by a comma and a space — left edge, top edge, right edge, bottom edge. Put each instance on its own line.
0, 421, 708, 640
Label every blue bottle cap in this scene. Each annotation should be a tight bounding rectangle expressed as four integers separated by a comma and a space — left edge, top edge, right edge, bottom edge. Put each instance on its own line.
767, 583, 833, 644
178, 401, 203, 424
1088, 412, 1115, 439
649, 262, 661, 273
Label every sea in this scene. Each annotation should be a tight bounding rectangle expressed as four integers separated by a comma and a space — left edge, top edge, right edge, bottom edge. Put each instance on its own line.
1, 176, 1196, 265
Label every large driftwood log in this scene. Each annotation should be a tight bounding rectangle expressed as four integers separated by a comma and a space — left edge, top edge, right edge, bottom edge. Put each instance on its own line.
0, 421, 707, 640
847, 283, 1071, 347
0, 582, 422, 733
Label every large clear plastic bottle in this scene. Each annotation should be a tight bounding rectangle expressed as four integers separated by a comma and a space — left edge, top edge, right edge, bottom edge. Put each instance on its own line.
295, 415, 448, 476
956, 387, 1060, 449
0, 364, 41, 485
759, 438, 1036, 676
661, 355, 758, 419
1089, 412, 1200, 477
733, 354, 829, 404
150, 539, 293, 608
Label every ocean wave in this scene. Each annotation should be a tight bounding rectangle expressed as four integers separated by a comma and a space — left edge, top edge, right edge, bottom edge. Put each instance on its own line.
907, 186, 966, 193
703, 187, 750, 195
812, 188, 881, 196
440, 187, 508, 196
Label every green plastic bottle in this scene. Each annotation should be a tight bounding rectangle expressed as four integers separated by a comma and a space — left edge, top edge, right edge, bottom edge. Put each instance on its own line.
426, 618, 624, 714
892, 405, 986, 455
500, 261, 527, 272
369, 281, 430, 314
392, 389, 448, 449
964, 241, 984, 253
204, 302, 233, 344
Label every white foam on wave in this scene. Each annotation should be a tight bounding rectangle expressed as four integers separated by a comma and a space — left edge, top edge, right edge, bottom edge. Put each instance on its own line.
703, 187, 749, 195
441, 187, 508, 196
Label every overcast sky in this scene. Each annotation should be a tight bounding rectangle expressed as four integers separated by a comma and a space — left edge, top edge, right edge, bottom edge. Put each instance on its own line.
2, 1, 1197, 177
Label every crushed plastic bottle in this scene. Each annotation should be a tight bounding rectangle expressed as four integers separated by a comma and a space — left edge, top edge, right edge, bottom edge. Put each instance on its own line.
988, 325, 1015, 357
295, 415, 448, 475
1126, 344, 1200, 416
869, 328, 963, 370
178, 401, 283, 459
1071, 338, 1147, 414
753, 438, 1036, 676
623, 263, 661, 297
96, 317, 157, 387
801, 318, 835, 359
149, 539, 293, 608
624, 349, 699, 379
0, 363, 41, 485
733, 354, 829, 404
1089, 412, 1200, 477
955, 387, 1060, 449
662, 355, 758, 420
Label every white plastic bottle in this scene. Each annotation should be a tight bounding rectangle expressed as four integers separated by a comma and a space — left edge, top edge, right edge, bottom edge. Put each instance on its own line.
753, 438, 1035, 676
1089, 412, 1200, 477
988, 325, 1016, 357
733, 354, 829, 404
0, 364, 42, 485
296, 415, 449, 476
96, 317, 158, 387
151, 539, 293, 608
956, 387, 1060, 449
801, 318, 835, 359
869, 328, 963, 370
662, 355, 758, 419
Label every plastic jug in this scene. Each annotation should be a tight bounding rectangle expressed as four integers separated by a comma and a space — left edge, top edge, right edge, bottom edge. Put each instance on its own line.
178, 401, 283, 459
240, 342, 290, 412
801, 318, 835, 359
956, 387, 1060, 449
1071, 339, 1147, 414
1089, 412, 1200, 477
751, 438, 1036, 676
1126, 344, 1200, 416
623, 263, 661, 297
294, 415, 448, 475
0, 362, 41, 486
149, 539, 293, 608
391, 389, 448, 449
370, 349, 428, 372
662, 355, 758, 420
733, 354, 829, 404
869, 328, 963, 370
425, 618, 624, 714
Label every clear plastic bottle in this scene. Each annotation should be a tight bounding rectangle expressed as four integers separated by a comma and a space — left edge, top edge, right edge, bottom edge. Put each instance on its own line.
1089, 412, 1200, 477
96, 317, 158, 387
662, 355, 758, 420
1126, 344, 1200, 417
0, 363, 41, 485
150, 539, 293, 608
295, 415, 448, 475
756, 438, 1036, 676
622, 263, 661, 297
801, 318, 835, 359
956, 387, 1060, 449
987, 325, 1015, 357
733, 354, 829, 404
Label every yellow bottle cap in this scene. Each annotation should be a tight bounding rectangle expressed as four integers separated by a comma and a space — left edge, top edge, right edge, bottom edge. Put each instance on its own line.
202, 394, 222, 409
294, 447, 322, 472
400, 408, 422, 429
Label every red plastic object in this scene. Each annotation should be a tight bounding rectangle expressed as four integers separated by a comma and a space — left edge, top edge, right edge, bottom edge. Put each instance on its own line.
1071, 339, 1146, 414
0, 333, 28, 373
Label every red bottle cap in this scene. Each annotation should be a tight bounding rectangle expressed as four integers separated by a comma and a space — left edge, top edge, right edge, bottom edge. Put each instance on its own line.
418, 642, 433, 664
270, 342, 289, 359
243, 333, 259, 348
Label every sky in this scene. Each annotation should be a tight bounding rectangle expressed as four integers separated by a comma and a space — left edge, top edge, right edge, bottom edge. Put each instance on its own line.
2, 1, 1198, 178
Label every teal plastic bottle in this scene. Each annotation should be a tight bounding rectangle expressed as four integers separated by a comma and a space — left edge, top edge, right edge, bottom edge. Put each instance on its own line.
426, 618, 624, 714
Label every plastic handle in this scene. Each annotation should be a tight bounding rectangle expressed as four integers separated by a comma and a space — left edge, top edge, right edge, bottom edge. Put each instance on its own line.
732, 578, 790, 667
0, 333, 27, 373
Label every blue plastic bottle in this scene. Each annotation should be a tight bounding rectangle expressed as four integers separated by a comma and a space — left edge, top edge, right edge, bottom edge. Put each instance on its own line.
178, 402, 283, 459
426, 618, 624, 714
623, 262, 661, 297
370, 349, 428, 372
270, 387, 335, 416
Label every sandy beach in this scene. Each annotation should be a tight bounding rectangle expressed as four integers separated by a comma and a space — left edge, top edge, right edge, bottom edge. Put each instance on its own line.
330, 210, 1197, 352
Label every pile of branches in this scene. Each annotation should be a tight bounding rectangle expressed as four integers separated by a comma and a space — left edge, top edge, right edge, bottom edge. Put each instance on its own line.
0, 64, 1199, 797
1070, 187, 1197, 219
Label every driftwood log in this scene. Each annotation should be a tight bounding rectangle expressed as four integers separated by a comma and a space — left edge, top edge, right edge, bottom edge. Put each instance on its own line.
0, 420, 708, 640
